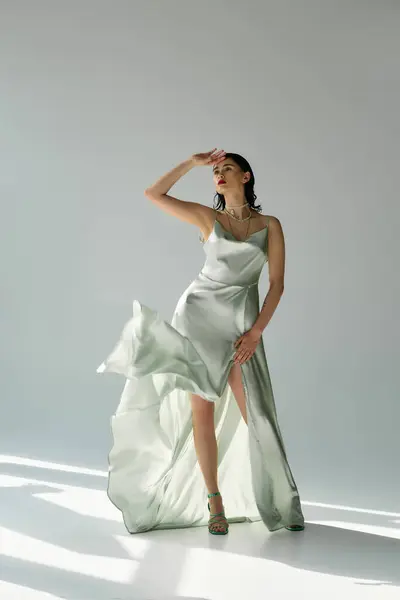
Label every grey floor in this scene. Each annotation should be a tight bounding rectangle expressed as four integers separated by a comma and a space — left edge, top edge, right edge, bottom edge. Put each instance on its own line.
1, 454, 400, 600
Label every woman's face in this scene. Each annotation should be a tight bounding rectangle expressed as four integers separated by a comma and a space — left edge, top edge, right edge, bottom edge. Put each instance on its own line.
212, 159, 250, 193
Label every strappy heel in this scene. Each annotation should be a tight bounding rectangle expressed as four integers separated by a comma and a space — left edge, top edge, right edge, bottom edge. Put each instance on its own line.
207, 492, 229, 535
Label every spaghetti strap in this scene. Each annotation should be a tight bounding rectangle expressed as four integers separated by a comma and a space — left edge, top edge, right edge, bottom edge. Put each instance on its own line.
212, 206, 218, 223
264, 215, 271, 255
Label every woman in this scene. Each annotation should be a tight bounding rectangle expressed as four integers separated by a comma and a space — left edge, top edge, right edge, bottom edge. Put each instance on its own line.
97, 149, 305, 535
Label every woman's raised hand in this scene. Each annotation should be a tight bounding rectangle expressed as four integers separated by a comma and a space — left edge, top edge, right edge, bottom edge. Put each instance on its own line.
190, 148, 226, 167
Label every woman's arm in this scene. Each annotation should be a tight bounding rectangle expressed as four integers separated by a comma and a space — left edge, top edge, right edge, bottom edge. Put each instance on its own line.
145, 158, 194, 197
252, 216, 285, 334
145, 158, 205, 227
144, 149, 225, 228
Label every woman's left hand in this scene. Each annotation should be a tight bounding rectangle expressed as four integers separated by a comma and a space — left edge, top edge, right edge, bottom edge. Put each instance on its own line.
233, 328, 262, 365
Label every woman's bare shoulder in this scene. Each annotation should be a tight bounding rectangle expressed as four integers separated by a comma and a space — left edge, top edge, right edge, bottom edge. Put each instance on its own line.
265, 214, 281, 224
263, 214, 284, 234
253, 211, 273, 227
197, 206, 219, 243
202, 205, 220, 226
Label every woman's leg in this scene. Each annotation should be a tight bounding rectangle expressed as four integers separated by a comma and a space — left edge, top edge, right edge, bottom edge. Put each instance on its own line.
191, 393, 227, 533
227, 363, 247, 424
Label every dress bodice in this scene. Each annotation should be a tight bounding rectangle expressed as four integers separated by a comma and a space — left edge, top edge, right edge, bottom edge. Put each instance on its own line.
199, 218, 268, 287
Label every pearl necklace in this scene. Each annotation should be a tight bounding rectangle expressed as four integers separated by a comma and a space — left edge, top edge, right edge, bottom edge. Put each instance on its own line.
223, 202, 252, 240
223, 201, 251, 220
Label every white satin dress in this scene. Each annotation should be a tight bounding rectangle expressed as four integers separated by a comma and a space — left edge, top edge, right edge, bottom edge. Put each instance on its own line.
97, 211, 305, 533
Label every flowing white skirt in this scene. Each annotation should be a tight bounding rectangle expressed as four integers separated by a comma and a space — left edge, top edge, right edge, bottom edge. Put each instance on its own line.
97, 278, 304, 533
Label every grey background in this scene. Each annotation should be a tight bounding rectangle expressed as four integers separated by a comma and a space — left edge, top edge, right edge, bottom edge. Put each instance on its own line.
1, 0, 399, 516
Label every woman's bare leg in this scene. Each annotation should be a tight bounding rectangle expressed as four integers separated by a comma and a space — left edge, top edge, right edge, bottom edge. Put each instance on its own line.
191, 393, 227, 533
227, 363, 247, 424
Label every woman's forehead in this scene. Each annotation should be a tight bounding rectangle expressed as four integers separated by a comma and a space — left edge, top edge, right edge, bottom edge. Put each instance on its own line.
213, 160, 237, 171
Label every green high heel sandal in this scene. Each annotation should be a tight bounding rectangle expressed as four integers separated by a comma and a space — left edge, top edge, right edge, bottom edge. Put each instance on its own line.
207, 492, 229, 535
